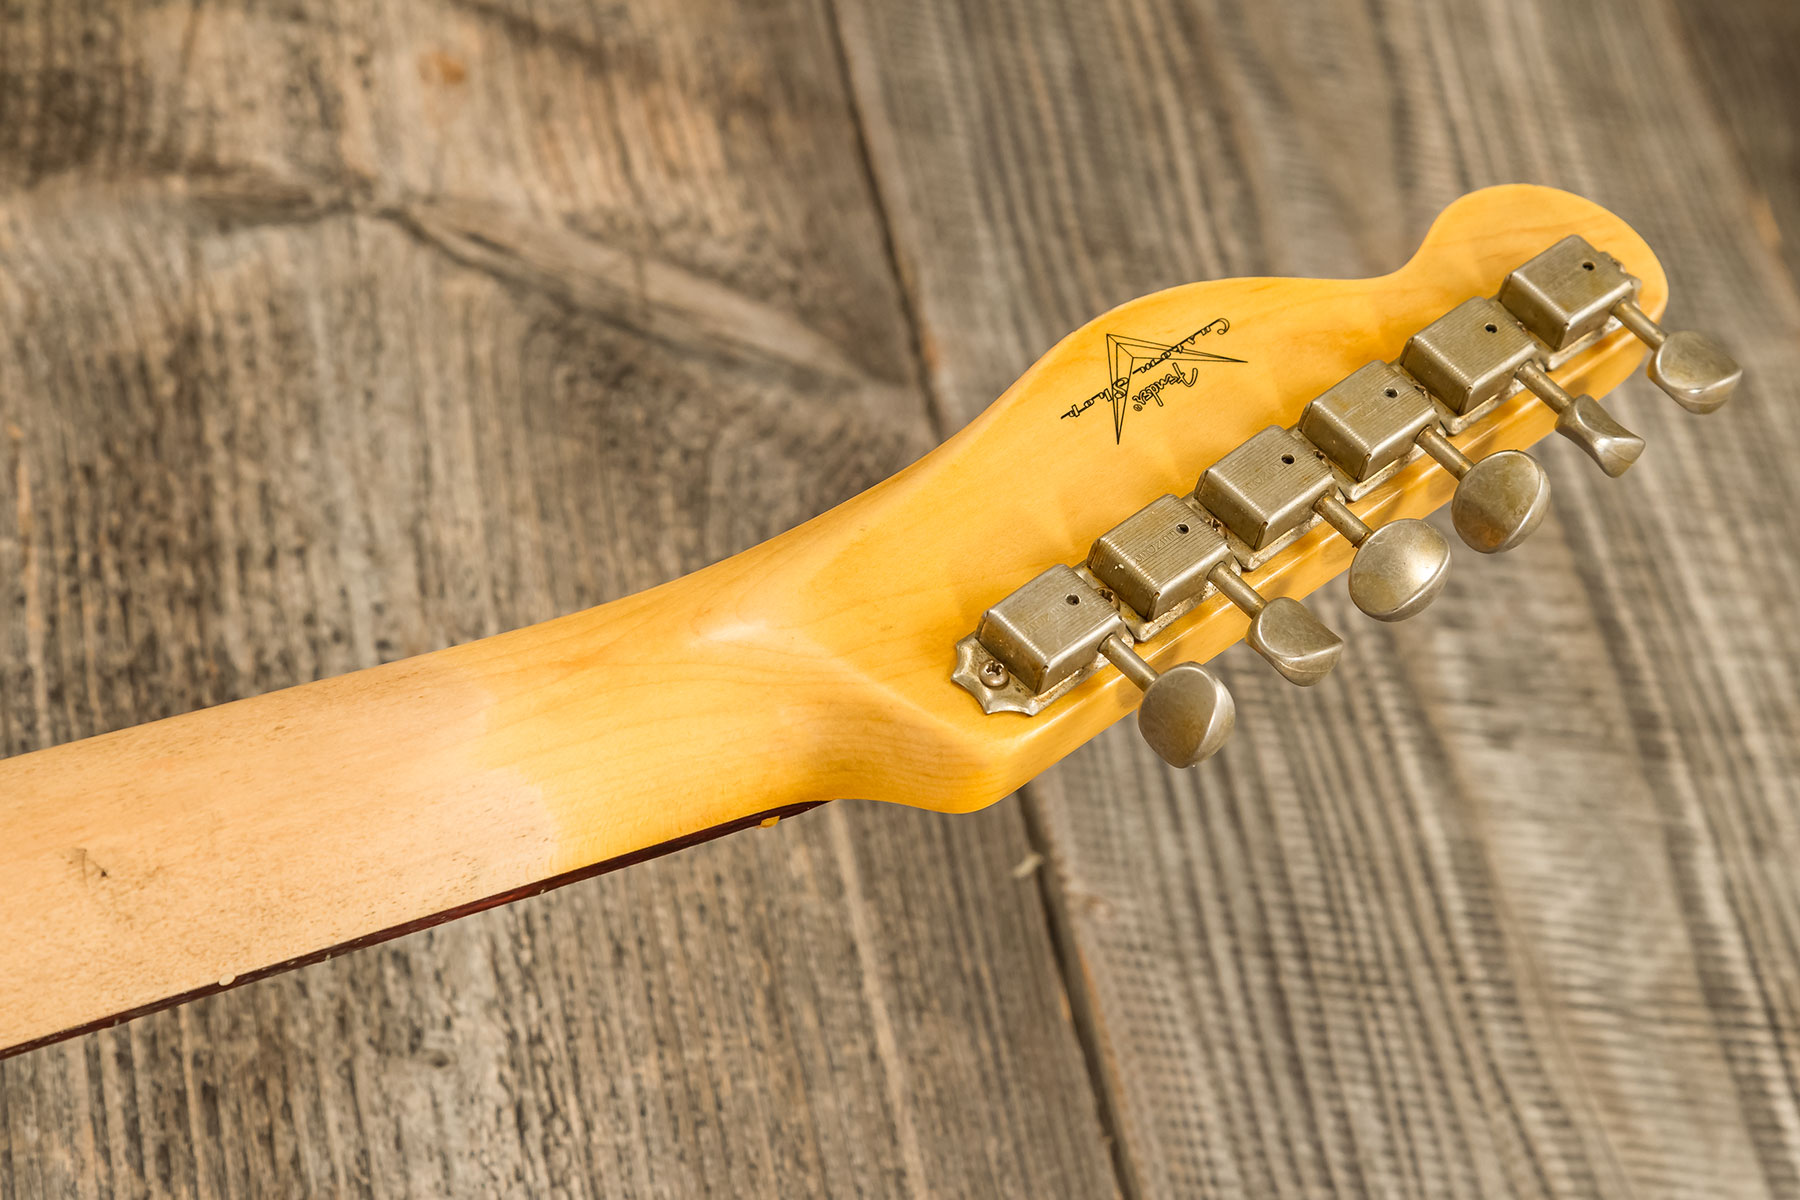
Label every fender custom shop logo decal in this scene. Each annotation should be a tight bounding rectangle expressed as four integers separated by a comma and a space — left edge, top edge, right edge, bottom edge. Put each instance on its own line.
1060, 318, 1241, 443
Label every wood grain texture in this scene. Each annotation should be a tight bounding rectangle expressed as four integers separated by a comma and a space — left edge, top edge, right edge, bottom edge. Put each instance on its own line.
3, 0, 1798, 1198
1670, 0, 1800, 290
833, 0, 1800, 1197
0, 1, 1116, 1196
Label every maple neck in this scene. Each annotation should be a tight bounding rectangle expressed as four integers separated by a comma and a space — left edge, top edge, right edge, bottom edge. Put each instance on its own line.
0, 184, 1670, 1057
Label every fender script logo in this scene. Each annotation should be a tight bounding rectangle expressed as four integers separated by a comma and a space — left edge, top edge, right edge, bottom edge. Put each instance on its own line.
1060, 318, 1241, 443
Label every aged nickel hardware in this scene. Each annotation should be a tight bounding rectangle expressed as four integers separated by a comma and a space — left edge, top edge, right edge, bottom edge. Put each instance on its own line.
1207, 570, 1343, 688
1312, 494, 1450, 622
1087, 494, 1231, 638
1499, 235, 1740, 413
954, 235, 1741, 769
960, 562, 1236, 766
1402, 297, 1644, 477
1098, 635, 1235, 768
1413, 429, 1550, 554
973, 565, 1126, 698
1299, 362, 1441, 500
1196, 427, 1337, 566
1301, 360, 1550, 554
1084, 494, 1343, 688
1198, 426, 1449, 621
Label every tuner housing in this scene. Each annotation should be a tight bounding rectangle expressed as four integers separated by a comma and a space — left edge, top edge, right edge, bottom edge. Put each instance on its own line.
968, 565, 1128, 704
1087, 495, 1232, 638
1299, 362, 1439, 500
1195, 427, 1336, 569
1499, 235, 1638, 352
1400, 297, 1541, 432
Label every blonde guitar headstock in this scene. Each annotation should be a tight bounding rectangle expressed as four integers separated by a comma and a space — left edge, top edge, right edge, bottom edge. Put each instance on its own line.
786, 184, 1738, 810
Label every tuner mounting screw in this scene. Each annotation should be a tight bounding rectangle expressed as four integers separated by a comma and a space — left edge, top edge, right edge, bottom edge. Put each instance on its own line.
979, 660, 1009, 689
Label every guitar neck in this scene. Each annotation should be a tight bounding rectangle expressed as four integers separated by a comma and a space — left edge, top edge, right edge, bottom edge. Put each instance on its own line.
1, 386, 1080, 1053
0, 185, 1674, 1057
0, 534, 858, 1055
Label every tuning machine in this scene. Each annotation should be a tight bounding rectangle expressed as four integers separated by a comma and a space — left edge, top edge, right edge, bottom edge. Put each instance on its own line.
1196, 427, 1450, 622
953, 232, 1742, 771
1500, 236, 1740, 414
1300, 362, 1550, 555
1100, 635, 1235, 769
1403, 297, 1645, 478
953, 492, 1350, 764
963, 563, 1235, 766
1088, 494, 1343, 685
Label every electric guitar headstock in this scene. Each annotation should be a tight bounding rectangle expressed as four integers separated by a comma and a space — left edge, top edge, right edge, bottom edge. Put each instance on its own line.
818, 184, 1738, 804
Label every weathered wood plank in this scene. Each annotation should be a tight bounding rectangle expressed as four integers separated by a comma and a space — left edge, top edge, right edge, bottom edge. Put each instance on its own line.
0, 2, 1117, 1197
1668, 0, 1800, 288
834, 0, 1800, 1196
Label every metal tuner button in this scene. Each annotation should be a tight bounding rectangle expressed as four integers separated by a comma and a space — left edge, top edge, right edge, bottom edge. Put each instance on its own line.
1099, 635, 1235, 768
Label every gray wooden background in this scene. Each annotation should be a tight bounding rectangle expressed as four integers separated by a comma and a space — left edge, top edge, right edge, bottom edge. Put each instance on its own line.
2, 1, 1796, 1196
